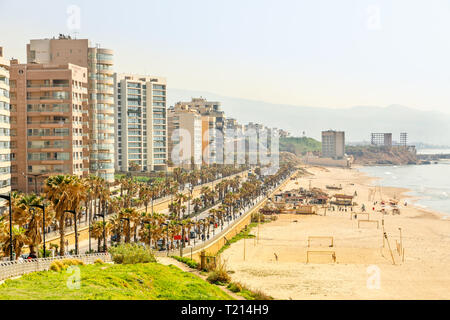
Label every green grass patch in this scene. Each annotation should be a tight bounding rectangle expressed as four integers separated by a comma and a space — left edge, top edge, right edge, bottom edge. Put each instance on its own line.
216, 223, 257, 256
226, 282, 273, 300
279, 136, 321, 156
171, 256, 199, 269
0, 262, 233, 300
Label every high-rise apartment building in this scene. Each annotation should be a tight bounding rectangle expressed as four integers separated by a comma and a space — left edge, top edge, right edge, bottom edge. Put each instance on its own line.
167, 104, 202, 169
321, 130, 345, 159
0, 47, 11, 196
9, 61, 89, 192
114, 74, 167, 172
27, 36, 115, 182
174, 98, 225, 165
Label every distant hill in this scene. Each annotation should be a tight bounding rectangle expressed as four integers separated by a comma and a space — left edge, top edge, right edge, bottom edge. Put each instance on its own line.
346, 145, 419, 166
168, 88, 450, 145
279, 137, 321, 156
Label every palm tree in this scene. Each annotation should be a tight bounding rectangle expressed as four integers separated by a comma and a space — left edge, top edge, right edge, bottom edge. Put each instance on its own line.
90, 221, 104, 252
192, 198, 203, 213
13, 193, 53, 257
44, 175, 87, 256
1, 226, 28, 259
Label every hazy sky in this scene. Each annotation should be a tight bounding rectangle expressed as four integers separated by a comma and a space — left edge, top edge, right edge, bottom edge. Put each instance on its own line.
1, 0, 450, 113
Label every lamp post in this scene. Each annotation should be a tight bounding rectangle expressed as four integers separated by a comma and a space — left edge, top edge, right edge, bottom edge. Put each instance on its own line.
176, 222, 185, 257
64, 209, 78, 255
161, 222, 169, 256
199, 218, 206, 242
188, 184, 193, 217
94, 212, 107, 252
210, 215, 215, 236
30, 204, 46, 257
0, 193, 13, 261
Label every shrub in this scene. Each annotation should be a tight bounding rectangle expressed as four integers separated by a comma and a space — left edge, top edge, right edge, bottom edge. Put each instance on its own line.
227, 282, 243, 293
206, 256, 231, 285
109, 243, 156, 264
49, 259, 84, 272
49, 262, 61, 272
94, 258, 104, 264
251, 289, 273, 300
207, 270, 231, 285
251, 212, 266, 223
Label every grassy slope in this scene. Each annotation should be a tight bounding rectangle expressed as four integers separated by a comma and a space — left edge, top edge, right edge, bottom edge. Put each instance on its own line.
0, 263, 232, 300
279, 137, 321, 156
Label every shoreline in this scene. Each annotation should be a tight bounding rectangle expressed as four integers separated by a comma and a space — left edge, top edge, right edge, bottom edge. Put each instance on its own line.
353, 165, 448, 220
221, 165, 450, 299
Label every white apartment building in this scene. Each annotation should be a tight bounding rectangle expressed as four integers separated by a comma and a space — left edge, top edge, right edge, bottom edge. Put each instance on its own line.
114, 74, 167, 172
0, 47, 11, 196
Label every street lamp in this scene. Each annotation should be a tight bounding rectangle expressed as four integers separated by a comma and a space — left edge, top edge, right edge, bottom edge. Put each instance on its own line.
0, 193, 13, 261
161, 222, 170, 256
22, 172, 45, 194
188, 184, 194, 217
176, 222, 185, 257
94, 212, 107, 253
198, 218, 206, 242
210, 215, 215, 236
30, 204, 46, 258
64, 209, 78, 255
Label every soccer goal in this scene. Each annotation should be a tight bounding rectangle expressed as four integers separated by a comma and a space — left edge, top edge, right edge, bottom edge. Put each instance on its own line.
307, 236, 334, 248
357, 219, 379, 229
356, 213, 370, 220
306, 250, 337, 264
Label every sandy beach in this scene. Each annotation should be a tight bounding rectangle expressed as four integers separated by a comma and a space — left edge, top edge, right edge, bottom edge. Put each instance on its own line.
221, 165, 450, 299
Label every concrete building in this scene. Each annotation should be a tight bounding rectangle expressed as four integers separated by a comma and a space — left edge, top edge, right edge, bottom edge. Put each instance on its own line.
0, 47, 11, 196
9, 61, 89, 193
114, 74, 167, 172
175, 98, 225, 164
27, 36, 115, 182
321, 130, 345, 159
371, 133, 392, 147
167, 104, 202, 169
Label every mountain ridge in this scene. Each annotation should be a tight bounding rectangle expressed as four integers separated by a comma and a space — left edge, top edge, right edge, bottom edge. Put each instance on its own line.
167, 88, 450, 145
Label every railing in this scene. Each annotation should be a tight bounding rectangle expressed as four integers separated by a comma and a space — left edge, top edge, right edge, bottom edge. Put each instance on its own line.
0, 253, 112, 282
153, 170, 295, 257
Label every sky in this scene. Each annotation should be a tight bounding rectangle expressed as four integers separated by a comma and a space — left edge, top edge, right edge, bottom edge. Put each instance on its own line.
1, 0, 450, 113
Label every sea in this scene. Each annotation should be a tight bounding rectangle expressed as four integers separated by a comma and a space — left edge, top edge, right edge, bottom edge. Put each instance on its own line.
358, 149, 450, 217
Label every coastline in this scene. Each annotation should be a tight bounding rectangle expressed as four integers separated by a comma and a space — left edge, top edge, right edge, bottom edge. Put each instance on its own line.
221, 165, 450, 299
353, 164, 448, 220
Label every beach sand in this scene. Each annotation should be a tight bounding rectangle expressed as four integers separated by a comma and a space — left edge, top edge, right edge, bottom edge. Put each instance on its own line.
221, 166, 450, 299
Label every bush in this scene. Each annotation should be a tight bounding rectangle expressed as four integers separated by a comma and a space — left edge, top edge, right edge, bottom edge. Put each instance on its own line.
109, 243, 156, 264
251, 212, 266, 223
227, 282, 243, 293
226, 281, 273, 300
171, 256, 199, 269
94, 258, 104, 265
206, 256, 231, 285
49, 259, 84, 272
207, 270, 231, 285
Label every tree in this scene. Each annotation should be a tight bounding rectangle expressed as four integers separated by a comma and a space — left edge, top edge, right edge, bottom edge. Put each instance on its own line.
44, 175, 87, 256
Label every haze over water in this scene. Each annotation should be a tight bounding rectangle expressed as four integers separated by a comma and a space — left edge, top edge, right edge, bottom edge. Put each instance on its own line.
359, 161, 450, 217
